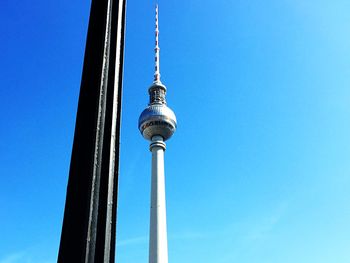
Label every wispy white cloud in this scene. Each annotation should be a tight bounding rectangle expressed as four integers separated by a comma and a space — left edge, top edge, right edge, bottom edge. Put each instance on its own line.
0, 251, 25, 263
0, 249, 55, 263
210, 201, 290, 262
117, 235, 148, 247
243, 201, 288, 242
170, 231, 207, 240
116, 230, 206, 248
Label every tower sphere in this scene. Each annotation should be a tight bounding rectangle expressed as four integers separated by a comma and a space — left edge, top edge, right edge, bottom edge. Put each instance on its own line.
138, 102, 177, 141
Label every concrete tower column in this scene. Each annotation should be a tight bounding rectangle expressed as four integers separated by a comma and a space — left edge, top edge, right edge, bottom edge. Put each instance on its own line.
149, 135, 168, 263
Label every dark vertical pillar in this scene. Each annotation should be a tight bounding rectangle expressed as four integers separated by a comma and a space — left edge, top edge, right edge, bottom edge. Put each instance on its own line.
57, 0, 126, 262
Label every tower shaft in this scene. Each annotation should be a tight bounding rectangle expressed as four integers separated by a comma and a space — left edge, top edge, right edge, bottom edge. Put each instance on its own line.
149, 136, 168, 263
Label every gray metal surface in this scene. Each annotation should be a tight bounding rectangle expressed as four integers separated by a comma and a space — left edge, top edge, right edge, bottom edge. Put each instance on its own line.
57, 0, 126, 262
138, 103, 177, 141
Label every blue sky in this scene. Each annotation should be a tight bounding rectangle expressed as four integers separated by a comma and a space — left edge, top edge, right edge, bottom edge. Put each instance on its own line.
1, 0, 350, 262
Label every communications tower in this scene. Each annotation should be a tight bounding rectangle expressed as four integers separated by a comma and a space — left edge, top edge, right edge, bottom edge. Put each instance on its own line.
138, 5, 177, 263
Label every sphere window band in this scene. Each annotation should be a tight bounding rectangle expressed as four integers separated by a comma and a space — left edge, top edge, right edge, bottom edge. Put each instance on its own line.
142, 120, 176, 131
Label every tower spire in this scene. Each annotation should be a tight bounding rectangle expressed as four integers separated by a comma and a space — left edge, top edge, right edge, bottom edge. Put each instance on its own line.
154, 4, 161, 83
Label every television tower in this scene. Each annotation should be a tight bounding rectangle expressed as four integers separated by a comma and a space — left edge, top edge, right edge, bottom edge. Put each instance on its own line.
138, 4, 177, 263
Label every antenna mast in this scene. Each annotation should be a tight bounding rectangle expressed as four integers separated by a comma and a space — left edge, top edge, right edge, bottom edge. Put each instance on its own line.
154, 4, 161, 83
